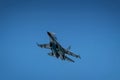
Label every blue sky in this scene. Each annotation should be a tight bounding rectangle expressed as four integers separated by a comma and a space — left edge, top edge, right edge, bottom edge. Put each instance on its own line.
0, 0, 120, 80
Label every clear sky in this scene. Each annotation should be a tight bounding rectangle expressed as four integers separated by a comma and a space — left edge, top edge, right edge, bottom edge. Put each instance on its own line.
0, 0, 120, 80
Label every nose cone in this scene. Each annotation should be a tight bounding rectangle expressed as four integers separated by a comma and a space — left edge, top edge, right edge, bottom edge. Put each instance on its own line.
47, 32, 51, 36
47, 32, 57, 41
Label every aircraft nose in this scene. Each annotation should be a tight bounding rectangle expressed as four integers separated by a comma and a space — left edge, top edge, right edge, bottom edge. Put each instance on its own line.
47, 32, 49, 34
47, 32, 51, 36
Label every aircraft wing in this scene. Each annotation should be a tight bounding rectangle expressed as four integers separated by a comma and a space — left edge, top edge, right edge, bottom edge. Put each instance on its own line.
48, 52, 59, 58
65, 50, 81, 58
64, 55, 75, 63
37, 43, 51, 49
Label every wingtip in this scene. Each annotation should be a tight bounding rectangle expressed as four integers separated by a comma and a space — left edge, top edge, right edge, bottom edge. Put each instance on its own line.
77, 55, 81, 59
72, 61, 75, 63
79, 56, 81, 59
36, 42, 42, 48
36, 42, 39, 46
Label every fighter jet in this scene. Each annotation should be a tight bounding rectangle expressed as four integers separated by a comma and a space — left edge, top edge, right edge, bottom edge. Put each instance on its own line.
37, 32, 81, 62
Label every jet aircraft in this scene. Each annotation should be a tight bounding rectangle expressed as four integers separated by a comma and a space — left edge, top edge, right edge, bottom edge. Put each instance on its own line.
37, 32, 81, 62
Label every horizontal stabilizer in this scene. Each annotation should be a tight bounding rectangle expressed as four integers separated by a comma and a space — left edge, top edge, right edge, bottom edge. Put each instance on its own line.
37, 43, 50, 49
64, 56, 75, 63
66, 51, 81, 59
